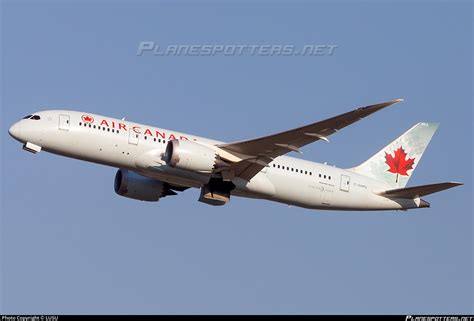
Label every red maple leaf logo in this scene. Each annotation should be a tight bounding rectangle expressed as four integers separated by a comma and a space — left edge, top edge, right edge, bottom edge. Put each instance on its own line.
385, 146, 415, 183
82, 115, 94, 123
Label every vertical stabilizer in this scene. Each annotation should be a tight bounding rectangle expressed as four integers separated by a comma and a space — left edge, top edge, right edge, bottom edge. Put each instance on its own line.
350, 122, 439, 188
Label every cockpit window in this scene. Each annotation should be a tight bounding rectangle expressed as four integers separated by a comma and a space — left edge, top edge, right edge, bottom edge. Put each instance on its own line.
22, 114, 40, 120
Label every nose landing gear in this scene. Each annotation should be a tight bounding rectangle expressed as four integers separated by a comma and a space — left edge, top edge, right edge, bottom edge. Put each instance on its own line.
22, 142, 42, 154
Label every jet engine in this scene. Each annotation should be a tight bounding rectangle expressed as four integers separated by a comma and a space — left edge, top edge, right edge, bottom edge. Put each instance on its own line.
114, 169, 175, 201
164, 139, 224, 173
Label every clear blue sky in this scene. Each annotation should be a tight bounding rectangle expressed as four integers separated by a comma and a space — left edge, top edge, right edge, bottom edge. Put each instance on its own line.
1, 1, 472, 314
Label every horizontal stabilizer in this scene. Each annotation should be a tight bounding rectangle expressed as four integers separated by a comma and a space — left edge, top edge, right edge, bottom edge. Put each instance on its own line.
377, 182, 463, 199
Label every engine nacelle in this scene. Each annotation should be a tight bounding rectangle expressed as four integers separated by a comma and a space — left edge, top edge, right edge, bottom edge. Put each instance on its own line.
164, 139, 218, 173
114, 169, 165, 201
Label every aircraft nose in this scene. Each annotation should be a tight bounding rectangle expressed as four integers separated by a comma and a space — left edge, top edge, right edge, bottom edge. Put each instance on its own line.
8, 122, 21, 139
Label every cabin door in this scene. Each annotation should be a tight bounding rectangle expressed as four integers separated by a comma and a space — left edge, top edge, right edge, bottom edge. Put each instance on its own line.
128, 129, 139, 145
340, 175, 350, 192
58, 114, 70, 131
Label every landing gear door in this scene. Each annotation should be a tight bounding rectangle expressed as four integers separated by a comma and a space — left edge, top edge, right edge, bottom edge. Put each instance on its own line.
58, 114, 70, 131
128, 128, 139, 145
340, 174, 350, 192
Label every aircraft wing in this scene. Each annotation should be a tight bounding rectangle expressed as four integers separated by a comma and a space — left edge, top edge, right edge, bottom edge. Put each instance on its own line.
218, 99, 404, 181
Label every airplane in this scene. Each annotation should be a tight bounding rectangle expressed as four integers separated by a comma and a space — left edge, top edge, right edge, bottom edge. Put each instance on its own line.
8, 99, 462, 211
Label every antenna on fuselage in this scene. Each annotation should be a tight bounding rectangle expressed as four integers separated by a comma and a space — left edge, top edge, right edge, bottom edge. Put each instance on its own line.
121, 117, 126, 121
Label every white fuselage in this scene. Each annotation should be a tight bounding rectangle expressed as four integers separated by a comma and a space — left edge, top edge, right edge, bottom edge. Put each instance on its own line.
9, 110, 420, 211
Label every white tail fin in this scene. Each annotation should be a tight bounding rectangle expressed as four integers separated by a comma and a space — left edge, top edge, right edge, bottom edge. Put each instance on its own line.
350, 122, 439, 188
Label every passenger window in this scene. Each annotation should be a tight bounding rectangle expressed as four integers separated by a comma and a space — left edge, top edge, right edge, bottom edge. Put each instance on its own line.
79, 122, 82, 126
93, 125, 96, 129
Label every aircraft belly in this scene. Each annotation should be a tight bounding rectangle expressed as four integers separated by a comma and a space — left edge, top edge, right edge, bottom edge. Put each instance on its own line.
266, 174, 323, 207
232, 173, 276, 198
